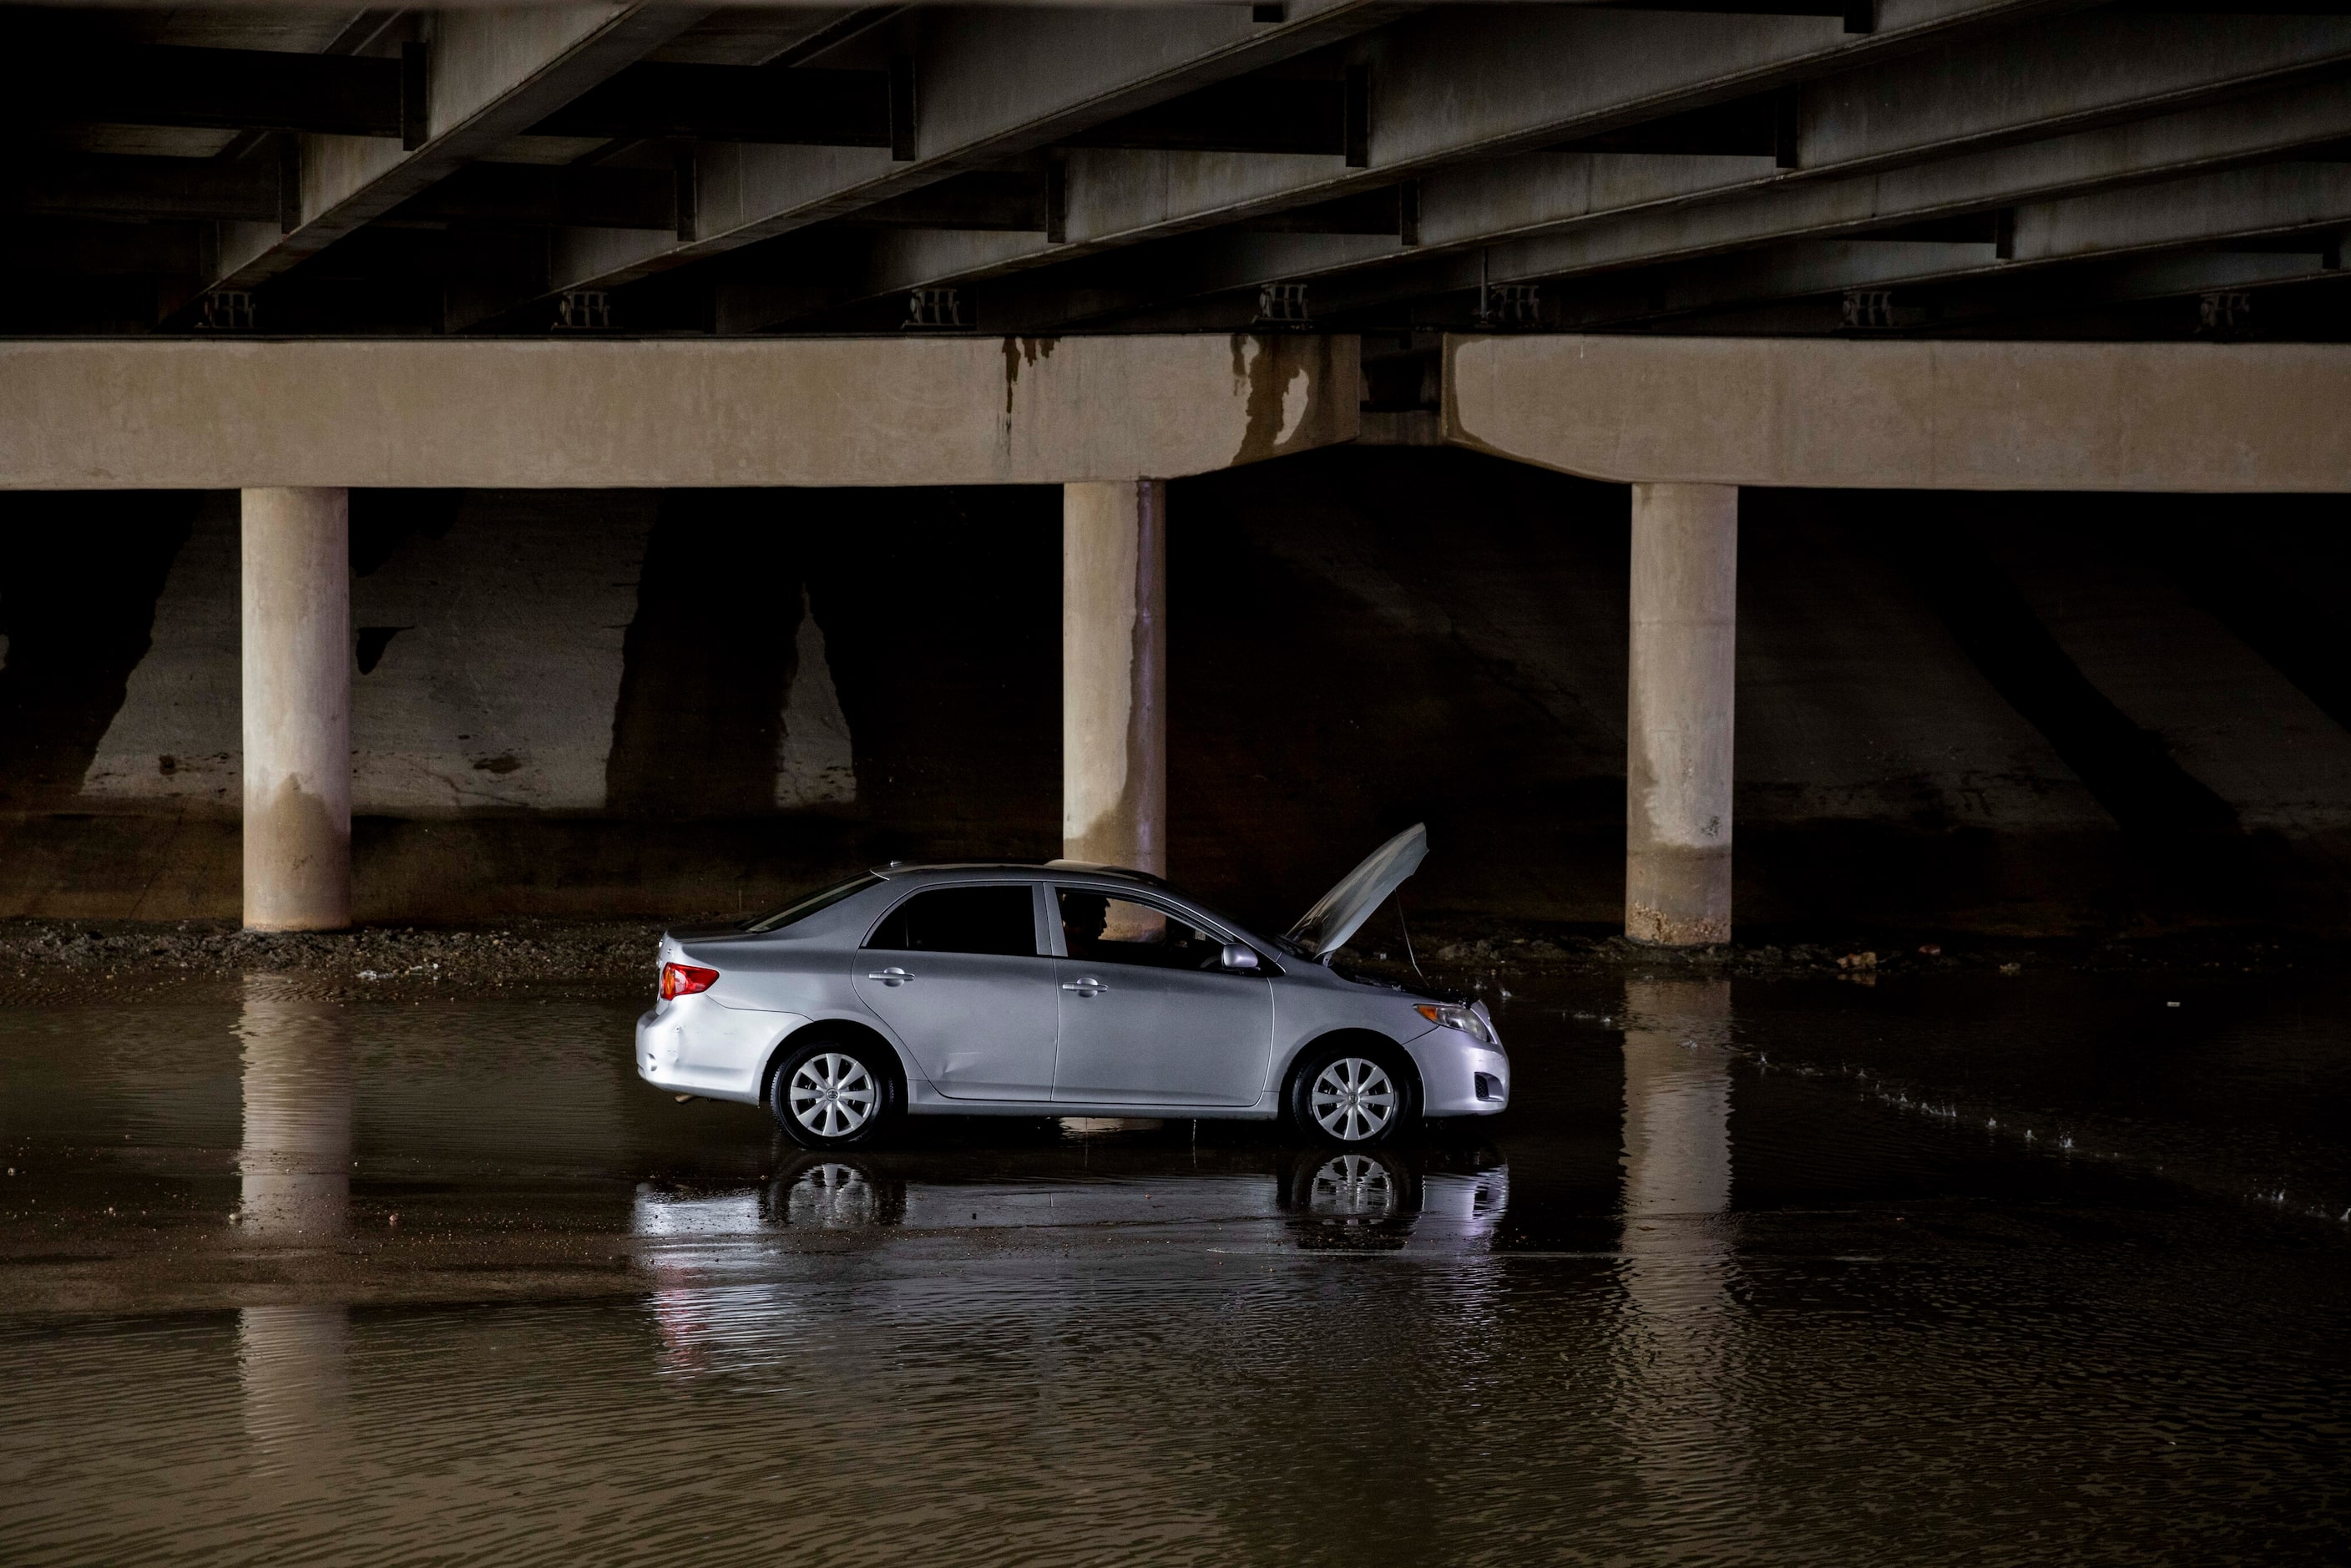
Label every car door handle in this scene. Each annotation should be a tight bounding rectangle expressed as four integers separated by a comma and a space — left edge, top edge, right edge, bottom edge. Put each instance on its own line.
1061, 978, 1109, 994
867, 967, 914, 985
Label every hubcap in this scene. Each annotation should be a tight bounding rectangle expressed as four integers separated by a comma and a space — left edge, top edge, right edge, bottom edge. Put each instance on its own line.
1310, 1057, 1397, 1141
786, 1162, 877, 1227
788, 1052, 877, 1139
1307, 1153, 1398, 1222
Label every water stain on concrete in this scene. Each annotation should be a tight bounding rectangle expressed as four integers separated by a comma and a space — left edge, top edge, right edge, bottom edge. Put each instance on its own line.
1001, 334, 1057, 422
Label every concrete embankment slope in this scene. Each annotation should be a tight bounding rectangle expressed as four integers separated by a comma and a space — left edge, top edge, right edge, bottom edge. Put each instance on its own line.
2, 448, 2347, 935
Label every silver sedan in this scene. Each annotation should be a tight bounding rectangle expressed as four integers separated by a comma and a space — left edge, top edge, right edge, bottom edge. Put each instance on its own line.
635, 825, 1509, 1148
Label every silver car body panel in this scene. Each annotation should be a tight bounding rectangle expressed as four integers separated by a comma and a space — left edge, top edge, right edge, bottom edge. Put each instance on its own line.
1046, 883, 1272, 1108
1282, 822, 1428, 959
634, 854, 1507, 1125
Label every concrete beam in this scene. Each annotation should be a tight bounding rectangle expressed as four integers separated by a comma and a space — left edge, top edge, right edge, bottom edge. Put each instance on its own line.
776, 0, 2261, 326
1550, 218, 2349, 333
202, 6, 705, 297
466, 0, 1398, 326
1476, 94, 2351, 295
0, 335, 1358, 489
1011, 139, 2348, 333
1909, 248, 2351, 335
949, 53, 2351, 332
1443, 335, 2351, 491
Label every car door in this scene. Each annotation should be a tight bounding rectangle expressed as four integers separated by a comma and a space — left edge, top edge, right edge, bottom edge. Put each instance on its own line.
1050, 887, 1272, 1108
851, 883, 1058, 1100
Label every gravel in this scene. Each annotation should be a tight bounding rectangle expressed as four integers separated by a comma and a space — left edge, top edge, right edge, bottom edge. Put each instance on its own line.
2, 912, 2331, 1007
0, 917, 668, 1003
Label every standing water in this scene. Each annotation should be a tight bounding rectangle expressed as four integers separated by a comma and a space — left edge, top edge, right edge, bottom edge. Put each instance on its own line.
2, 968, 2346, 1564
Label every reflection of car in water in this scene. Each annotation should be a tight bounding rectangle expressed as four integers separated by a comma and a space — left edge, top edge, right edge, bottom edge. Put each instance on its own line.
635, 825, 1509, 1150
634, 1141, 1509, 1259
634, 1143, 1509, 1376
761, 1156, 906, 1230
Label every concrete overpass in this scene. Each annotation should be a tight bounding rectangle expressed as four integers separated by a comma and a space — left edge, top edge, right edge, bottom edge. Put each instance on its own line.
3, 1, 2349, 944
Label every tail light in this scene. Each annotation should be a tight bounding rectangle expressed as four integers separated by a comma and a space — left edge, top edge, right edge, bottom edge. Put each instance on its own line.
660, 963, 719, 1000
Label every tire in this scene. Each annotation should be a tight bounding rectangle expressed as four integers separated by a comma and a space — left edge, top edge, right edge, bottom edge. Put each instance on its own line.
766, 1035, 900, 1149
1285, 1038, 1420, 1147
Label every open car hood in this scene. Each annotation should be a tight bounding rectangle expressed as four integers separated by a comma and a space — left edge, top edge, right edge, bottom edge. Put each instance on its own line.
1282, 823, 1428, 959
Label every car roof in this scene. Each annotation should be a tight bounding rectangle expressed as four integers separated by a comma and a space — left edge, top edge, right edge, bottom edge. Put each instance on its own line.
871, 861, 1171, 890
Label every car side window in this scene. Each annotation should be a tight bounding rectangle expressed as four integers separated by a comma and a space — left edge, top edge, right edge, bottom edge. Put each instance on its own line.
866, 886, 1039, 957
1058, 889, 1227, 971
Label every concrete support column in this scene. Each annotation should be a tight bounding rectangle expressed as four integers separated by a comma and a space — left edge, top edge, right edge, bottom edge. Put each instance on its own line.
1626, 482, 1737, 946
1063, 480, 1166, 875
242, 487, 351, 931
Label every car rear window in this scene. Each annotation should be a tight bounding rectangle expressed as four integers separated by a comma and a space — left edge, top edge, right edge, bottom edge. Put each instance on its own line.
866, 885, 1039, 957
742, 873, 882, 933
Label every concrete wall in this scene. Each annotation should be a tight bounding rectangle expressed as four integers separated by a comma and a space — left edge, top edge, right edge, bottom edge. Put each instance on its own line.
3, 450, 2348, 934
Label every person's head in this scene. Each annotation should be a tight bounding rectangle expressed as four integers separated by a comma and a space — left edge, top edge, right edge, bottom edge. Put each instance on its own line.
1063, 893, 1109, 943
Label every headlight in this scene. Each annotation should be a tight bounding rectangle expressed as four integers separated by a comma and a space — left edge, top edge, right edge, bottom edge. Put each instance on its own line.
1413, 1003, 1492, 1044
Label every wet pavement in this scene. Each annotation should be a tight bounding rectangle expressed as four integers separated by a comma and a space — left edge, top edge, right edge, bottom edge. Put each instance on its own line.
3, 969, 2348, 1564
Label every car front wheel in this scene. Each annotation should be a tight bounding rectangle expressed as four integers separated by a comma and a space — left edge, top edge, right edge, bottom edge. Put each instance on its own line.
767, 1037, 899, 1149
1287, 1040, 1419, 1146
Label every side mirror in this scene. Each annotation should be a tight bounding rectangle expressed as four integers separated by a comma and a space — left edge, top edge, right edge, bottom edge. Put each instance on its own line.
1221, 943, 1260, 972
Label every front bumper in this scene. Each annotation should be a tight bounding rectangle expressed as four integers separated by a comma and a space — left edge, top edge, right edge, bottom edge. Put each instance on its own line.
1406, 1032, 1510, 1117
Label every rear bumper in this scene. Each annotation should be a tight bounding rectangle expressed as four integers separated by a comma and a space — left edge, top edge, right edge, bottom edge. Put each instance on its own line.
635, 999, 804, 1106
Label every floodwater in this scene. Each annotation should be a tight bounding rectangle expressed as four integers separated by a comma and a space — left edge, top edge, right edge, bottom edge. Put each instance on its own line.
3, 969, 2347, 1565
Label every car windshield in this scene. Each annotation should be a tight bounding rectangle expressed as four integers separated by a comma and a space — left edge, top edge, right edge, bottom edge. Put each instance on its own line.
741, 873, 883, 933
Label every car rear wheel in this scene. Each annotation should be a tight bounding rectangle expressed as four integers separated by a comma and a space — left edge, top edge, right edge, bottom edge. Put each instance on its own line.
1287, 1039, 1419, 1146
767, 1037, 899, 1149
